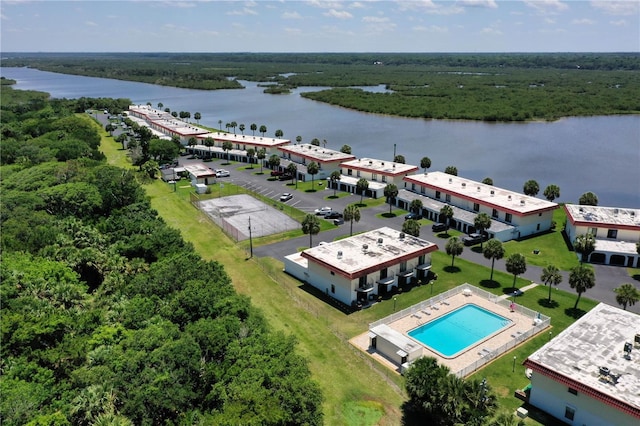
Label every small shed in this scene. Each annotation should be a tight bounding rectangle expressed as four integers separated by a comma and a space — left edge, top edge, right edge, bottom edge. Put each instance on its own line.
194, 184, 208, 194
369, 324, 423, 367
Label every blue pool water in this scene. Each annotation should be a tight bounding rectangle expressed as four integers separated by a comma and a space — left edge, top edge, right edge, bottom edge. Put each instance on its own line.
408, 304, 510, 358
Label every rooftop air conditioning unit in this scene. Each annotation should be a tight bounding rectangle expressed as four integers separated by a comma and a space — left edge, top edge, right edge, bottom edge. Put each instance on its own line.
521, 200, 526, 205
399, 232, 405, 239
462, 183, 466, 187
381, 162, 384, 166
508, 195, 512, 201
362, 244, 368, 251
377, 238, 383, 245
449, 178, 453, 184
477, 186, 481, 192
337, 251, 343, 259
490, 190, 495, 196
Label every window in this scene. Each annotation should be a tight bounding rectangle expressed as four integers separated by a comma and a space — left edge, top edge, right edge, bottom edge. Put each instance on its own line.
420, 186, 425, 194
473, 203, 480, 212
399, 261, 407, 272
372, 173, 377, 181
380, 268, 388, 279
492, 208, 499, 219
536, 224, 540, 231
347, 169, 353, 176
418, 255, 425, 264
445, 194, 451, 203
330, 271, 335, 276
568, 387, 578, 395
564, 406, 575, 421
359, 276, 367, 288
357, 170, 360, 177
382, 175, 387, 183
505, 213, 512, 223
607, 229, 618, 239
331, 284, 335, 294
411, 183, 415, 191
589, 227, 597, 237
435, 191, 441, 199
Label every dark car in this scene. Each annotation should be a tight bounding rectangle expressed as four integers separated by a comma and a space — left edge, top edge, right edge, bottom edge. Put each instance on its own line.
324, 211, 343, 220
462, 233, 485, 246
270, 170, 284, 176
432, 222, 448, 232
405, 212, 421, 220
278, 174, 293, 181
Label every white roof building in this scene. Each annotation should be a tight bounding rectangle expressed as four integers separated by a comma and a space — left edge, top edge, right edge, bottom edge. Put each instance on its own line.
564, 204, 640, 267
524, 303, 640, 426
277, 144, 355, 182
335, 158, 419, 198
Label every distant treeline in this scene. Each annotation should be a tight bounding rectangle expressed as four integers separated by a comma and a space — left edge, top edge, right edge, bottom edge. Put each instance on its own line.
2, 52, 639, 121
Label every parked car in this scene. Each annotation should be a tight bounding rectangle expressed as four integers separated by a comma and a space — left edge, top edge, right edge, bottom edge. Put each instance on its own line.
432, 222, 448, 232
324, 211, 343, 220
215, 169, 230, 177
314, 206, 332, 215
333, 218, 345, 226
462, 233, 485, 246
278, 174, 293, 181
270, 170, 284, 176
405, 212, 421, 220
279, 193, 293, 202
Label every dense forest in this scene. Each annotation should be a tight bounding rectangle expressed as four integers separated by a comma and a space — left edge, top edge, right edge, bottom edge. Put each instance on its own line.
2, 52, 639, 121
0, 83, 323, 425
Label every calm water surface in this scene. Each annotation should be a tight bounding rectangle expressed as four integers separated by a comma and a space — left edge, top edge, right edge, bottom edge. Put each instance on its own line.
3, 67, 638, 207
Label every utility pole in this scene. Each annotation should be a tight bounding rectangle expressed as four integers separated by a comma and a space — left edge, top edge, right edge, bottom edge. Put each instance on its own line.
248, 217, 253, 258
393, 143, 396, 161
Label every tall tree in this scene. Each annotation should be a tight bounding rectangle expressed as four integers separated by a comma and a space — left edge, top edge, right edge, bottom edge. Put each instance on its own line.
246, 148, 255, 168
340, 144, 352, 154
275, 129, 284, 138
343, 204, 361, 236
157, 102, 163, 109
482, 177, 494, 185
482, 239, 505, 282
329, 170, 341, 196
444, 166, 458, 176
439, 204, 454, 230
230, 121, 237, 134
543, 184, 560, 202
222, 141, 233, 163
579, 191, 598, 206
256, 148, 266, 173
105, 123, 116, 136
301, 214, 321, 248
446, 237, 464, 267
506, 253, 527, 291
287, 162, 298, 186
310, 138, 320, 146
409, 199, 423, 217
523, 180, 540, 197
204, 137, 214, 158
569, 265, 595, 309
259, 125, 267, 136
194, 112, 201, 123
402, 219, 420, 237
239, 123, 245, 135
574, 233, 596, 263
218, 119, 223, 131
307, 161, 319, 187
296, 135, 302, 144
614, 283, 640, 310
473, 212, 492, 248
250, 123, 257, 135
268, 154, 280, 171
187, 137, 197, 155
541, 264, 563, 302
420, 156, 431, 173
394, 154, 405, 164
356, 178, 369, 204
383, 183, 398, 215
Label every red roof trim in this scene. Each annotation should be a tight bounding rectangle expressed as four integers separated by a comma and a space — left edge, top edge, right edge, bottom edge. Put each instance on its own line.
524, 359, 640, 419
564, 206, 640, 232
341, 163, 419, 177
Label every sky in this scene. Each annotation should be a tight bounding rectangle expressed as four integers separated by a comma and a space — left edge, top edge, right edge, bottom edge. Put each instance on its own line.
1, 0, 639, 53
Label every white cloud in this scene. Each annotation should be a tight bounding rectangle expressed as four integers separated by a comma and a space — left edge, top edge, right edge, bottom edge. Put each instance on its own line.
480, 27, 503, 35
285, 27, 302, 34
282, 11, 302, 19
227, 7, 258, 16
591, 1, 639, 16
160, 1, 196, 9
571, 18, 595, 25
1, 13, 7, 20
609, 19, 627, 26
362, 16, 389, 23
544, 17, 556, 24
85, 20, 98, 27
412, 25, 448, 33
459, 0, 498, 8
525, 0, 569, 13
309, 1, 345, 9
324, 9, 353, 19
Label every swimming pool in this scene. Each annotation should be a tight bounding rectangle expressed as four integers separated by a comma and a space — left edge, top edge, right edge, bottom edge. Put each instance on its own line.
408, 304, 511, 358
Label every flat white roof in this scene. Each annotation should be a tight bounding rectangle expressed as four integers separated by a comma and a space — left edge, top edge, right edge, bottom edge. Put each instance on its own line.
526, 303, 640, 412
340, 157, 419, 176
370, 323, 422, 355
404, 171, 557, 215
129, 105, 208, 137
301, 227, 438, 279
565, 204, 640, 230
199, 131, 290, 148
183, 163, 216, 178
279, 143, 355, 163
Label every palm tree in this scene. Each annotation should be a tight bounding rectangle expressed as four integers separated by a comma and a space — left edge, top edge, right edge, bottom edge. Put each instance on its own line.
296, 135, 302, 144
473, 212, 492, 248
569, 265, 595, 309
384, 183, 398, 215
218, 119, 223, 132
543, 184, 560, 202
246, 148, 255, 168
301, 214, 321, 248
505, 253, 527, 291
402, 219, 420, 237
440, 204, 454, 230
225, 122, 231, 133
394, 154, 405, 164
250, 123, 257, 136
614, 283, 640, 310
343, 204, 361, 236
356, 178, 369, 204
329, 170, 341, 196
482, 177, 494, 185
310, 138, 320, 146
541, 264, 562, 302
257, 148, 266, 173
222, 141, 233, 163
275, 129, 283, 138
204, 137, 214, 159
307, 161, 319, 187
268, 154, 280, 171
194, 112, 201, 123
574, 233, 596, 263
446, 237, 464, 267
340, 144, 352, 154
187, 137, 197, 155
409, 199, 423, 217
259, 125, 267, 136
230, 121, 237, 134
287, 162, 298, 186
483, 239, 504, 282
523, 179, 539, 196
157, 102, 163, 109
444, 165, 458, 176
420, 156, 431, 174
579, 191, 598, 206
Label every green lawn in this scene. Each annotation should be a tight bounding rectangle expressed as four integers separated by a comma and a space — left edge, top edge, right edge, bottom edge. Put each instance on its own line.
96, 119, 598, 425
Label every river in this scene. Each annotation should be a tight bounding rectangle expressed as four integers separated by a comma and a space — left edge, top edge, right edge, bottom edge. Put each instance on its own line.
2, 66, 638, 207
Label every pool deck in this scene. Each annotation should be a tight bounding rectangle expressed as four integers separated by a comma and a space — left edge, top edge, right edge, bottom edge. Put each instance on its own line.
350, 287, 545, 376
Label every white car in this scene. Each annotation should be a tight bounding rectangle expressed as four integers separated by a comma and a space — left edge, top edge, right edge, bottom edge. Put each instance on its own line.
280, 193, 293, 202
215, 169, 230, 177
314, 206, 332, 215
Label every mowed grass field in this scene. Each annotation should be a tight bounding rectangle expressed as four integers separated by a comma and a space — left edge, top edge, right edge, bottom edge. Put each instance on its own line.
95, 117, 599, 425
